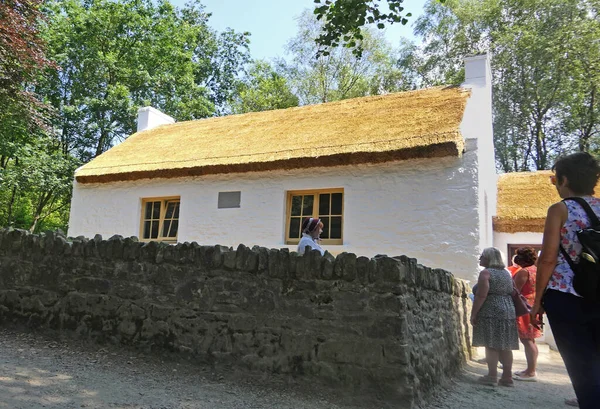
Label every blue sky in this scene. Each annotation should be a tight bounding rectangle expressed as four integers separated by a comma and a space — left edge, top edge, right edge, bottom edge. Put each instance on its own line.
170, 0, 427, 61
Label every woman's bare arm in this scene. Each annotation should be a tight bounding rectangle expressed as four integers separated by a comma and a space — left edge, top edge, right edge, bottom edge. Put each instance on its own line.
513, 268, 528, 292
471, 269, 491, 322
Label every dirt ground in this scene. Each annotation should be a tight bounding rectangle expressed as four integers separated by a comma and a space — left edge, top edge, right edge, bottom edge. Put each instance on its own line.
426, 344, 575, 409
0, 327, 574, 409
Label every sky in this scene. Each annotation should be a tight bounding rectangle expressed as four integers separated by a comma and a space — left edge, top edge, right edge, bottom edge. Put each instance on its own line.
170, 0, 427, 61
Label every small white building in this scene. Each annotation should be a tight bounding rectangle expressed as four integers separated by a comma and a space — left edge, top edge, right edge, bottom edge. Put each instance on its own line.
68, 55, 496, 279
492, 170, 557, 258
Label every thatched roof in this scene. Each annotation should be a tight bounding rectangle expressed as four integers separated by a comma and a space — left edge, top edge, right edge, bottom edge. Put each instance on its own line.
75, 86, 471, 183
494, 171, 560, 233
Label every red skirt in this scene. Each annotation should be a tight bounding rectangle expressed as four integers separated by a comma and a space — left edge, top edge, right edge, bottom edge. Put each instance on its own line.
516, 313, 542, 340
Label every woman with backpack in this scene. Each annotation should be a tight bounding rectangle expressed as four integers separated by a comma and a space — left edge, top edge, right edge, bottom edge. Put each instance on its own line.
532, 152, 600, 409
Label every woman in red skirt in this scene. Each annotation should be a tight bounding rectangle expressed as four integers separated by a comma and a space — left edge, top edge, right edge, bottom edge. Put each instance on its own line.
511, 247, 542, 381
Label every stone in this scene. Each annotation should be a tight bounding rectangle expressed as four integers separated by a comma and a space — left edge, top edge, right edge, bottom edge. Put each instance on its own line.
334, 252, 357, 282
253, 246, 269, 273
74, 277, 111, 294
118, 320, 137, 337
212, 245, 229, 268
0, 230, 469, 405
322, 253, 335, 280
356, 256, 370, 284
223, 250, 237, 269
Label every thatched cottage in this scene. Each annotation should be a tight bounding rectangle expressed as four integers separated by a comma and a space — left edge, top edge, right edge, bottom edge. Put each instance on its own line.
68, 54, 495, 279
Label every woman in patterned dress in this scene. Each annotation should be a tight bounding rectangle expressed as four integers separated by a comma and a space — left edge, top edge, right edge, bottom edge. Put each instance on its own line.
532, 152, 600, 409
511, 247, 542, 381
471, 247, 519, 387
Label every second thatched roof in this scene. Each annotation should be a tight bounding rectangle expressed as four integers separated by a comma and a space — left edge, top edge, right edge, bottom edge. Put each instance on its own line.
493, 170, 600, 233
75, 86, 471, 183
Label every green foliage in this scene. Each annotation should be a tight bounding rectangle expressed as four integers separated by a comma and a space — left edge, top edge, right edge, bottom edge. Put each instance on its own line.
0, 0, 251, 232
313, 0, 422, 57
38, 0, 250, 161
280, 9, 408, 105
231, 60, 299, 114
398, 0, 600, 171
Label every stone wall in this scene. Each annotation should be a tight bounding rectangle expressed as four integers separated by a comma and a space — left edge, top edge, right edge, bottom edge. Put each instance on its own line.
0, 228, 472, 407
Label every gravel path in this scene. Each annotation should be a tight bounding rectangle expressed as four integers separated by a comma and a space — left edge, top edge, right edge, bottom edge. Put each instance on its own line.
0, 327, 575, 409
425, 344, 575, 409
0, 328, 366, 409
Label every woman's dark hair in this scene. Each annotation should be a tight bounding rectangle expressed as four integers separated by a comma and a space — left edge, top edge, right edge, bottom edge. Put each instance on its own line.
513, 247, 537, 268
552, 152, 600, 195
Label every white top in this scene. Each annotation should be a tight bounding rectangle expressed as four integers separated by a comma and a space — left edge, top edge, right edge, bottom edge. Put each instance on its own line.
297, 233, 325, 255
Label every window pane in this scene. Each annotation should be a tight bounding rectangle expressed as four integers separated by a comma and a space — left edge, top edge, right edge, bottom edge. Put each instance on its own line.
320, 216, 330, 239
319, 194, 330, 216
302, 195, 314, 216
143, 221, 151, 239
152, 202, 161, 219
173, 202, 180, 219
289, 217, 300, 239
162, 220, 171, 237
168, 220, 178, 238
331, 193, 343, 215
165, 202, 176, 219
151, 221, 159, 239
290, 196, 302, 216
331, 216, 342, 239
145, 202, 153, 219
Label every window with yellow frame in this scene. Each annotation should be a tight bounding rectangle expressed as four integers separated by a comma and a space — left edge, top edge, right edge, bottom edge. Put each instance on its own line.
285, 189, 343, 245
140, 197, 180, 242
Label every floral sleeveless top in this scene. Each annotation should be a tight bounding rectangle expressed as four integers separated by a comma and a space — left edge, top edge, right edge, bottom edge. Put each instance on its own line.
549, 196, 600, 296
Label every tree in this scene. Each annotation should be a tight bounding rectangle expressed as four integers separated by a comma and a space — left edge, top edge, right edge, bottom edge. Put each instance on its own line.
560, 3, 600, 153
397, 0, 600, 171
313, 0, 425, 57
0, 0, 251, 232
0, 0, 61, 230
39, 0, 250, 162
0, 0, 54, 128
230, 60, 299, 114
280, 9, 407, 105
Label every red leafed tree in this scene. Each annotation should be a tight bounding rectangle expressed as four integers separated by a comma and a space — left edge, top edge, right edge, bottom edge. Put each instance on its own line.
0, 0, 54, 127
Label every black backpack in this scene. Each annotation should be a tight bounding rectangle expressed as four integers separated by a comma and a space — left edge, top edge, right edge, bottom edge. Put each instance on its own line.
559, 197, 600, 302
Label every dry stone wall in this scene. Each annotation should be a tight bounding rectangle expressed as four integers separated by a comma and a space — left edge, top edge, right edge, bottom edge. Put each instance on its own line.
0, 228, 472, 406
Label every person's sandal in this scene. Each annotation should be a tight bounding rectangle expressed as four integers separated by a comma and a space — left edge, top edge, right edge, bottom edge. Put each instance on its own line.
477, 375, 498, 386
498, 378, 515, 387
513, 373, 538, 382
564, 398, 579, 407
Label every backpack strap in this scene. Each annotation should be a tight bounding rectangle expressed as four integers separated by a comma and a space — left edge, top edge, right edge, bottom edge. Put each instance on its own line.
559, 243, 578, 272
559, 197, 600, 273
563, 197, 600, 226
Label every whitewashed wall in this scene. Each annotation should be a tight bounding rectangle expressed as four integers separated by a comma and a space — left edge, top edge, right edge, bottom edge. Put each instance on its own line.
493, 231, 542, 263
69, 151, 482, 279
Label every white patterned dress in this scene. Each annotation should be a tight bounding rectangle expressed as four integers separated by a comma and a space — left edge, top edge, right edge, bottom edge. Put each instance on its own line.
550, 196, 600, 296
472, 268, 519, 350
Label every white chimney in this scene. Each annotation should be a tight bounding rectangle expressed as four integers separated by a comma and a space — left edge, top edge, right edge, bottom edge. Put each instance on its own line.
136, 106, 175, 132
463, 53, 491, 87
461, 53, 492, 140
460, 53, 496, 256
